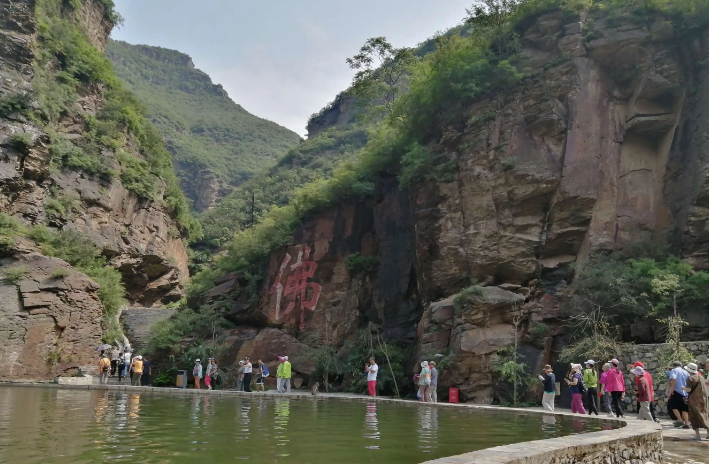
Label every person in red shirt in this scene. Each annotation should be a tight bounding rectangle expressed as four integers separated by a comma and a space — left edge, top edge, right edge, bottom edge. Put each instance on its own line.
630, 361, 660, 423
633, 366, 653, 420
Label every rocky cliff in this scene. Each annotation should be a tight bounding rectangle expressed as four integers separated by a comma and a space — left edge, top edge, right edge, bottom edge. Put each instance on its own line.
203, 9, 709, 402
0, 0, 192, 380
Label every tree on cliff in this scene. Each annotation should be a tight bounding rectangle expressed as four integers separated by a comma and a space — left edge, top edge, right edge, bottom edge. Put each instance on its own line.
346, 37, 416, 122
465, 0, 521, 58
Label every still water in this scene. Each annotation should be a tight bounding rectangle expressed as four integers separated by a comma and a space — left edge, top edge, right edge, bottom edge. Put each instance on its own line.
0, 387, 619, 464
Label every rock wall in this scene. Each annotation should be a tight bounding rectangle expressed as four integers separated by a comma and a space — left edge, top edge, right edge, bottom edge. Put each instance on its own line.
205, 12, 709, 401
0, 0, 191, 380
0, 253, 104, 379
617, 342, 709, 415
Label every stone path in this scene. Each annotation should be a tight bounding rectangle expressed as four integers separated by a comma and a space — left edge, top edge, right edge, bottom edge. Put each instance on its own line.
120, 308, 175, 352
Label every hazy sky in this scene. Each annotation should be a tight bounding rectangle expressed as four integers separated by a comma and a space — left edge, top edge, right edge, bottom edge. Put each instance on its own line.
111, 0, 472, 136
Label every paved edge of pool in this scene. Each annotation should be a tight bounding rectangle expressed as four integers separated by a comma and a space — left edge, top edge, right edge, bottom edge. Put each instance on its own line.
0, 382, 661, 464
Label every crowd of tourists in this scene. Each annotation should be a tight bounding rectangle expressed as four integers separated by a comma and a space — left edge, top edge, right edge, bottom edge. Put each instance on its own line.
540, 358, 709, 439
97, 347, 152, 386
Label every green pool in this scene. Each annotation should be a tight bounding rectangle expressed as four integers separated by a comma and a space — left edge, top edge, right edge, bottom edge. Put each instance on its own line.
0, 387, 619, 463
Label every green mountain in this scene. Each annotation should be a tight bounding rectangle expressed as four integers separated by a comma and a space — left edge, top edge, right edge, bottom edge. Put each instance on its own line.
106, 40, 302, 210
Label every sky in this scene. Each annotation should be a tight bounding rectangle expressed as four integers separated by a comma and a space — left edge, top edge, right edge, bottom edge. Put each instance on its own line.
111, 0, 473, 136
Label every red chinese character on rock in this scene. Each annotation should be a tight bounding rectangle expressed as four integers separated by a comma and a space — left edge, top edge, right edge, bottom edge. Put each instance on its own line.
269, 246, 322, 330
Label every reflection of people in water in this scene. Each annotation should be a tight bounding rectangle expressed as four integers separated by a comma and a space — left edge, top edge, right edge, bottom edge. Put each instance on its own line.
128, 394, 140, 419
417, 406, 438, 453
93, 391, 109, 422
363, 402, 380, 447
274, 398, 290, 448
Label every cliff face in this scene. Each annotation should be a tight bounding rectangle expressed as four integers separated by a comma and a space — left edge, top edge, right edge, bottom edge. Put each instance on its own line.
0, 0, 190, 380
211, 12, 709, 401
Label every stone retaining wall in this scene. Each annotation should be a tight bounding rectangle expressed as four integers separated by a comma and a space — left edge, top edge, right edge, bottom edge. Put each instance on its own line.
618, 342, 709, 415
0, 382, 662, 464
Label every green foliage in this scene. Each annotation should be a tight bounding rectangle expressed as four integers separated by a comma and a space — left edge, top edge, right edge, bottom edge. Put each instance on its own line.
44, 189, 80, 219
106, 40, 301, 205
50, 268, 70, 279
198, 127, 368, 247
3, 266, 29, 283
148, 305, 229, 354
529, 322, 549, 338
502, 157, 516, 172
32, 0, 200, 240
0, 213, 26, 238
0, 93, 31, 118
344, 253, 380, 276
5, 133, 34, 153
303, 346, 346, 392
493, 346, 536, 406
152, 367, 179, 387
0, 237, 15, 254
570, 254, 709, 326
117, 152, 158, 200
453, 284, 485, 312
344, 328, 407, 396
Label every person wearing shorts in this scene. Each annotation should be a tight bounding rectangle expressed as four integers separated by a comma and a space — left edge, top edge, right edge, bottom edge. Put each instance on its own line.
668, 361, 690, 428
255, 359, 266, 391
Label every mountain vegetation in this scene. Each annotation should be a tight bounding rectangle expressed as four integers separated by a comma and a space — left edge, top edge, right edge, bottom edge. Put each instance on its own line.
106, 40, 302, 208
190, 0, 709, 296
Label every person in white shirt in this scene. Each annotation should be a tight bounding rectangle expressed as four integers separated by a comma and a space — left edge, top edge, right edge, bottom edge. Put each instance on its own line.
365, 358, 379, 397
243, 357, 253, 392
122, 350, 131, 380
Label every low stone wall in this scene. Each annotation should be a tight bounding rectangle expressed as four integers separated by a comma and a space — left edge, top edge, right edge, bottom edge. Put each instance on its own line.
420, 423, 661, 464
0, 382, 662, 464
618, 342, 709, 415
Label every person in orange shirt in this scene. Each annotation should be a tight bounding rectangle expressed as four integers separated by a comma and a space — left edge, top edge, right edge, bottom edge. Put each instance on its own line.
98, 353, 111, 385
130, 356, 144, 386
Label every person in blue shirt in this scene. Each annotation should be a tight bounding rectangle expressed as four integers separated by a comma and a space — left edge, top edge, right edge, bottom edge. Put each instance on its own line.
668, 361, 690, 428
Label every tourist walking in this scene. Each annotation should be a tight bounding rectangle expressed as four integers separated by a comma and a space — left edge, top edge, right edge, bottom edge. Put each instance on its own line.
98, 352, 110, 385
429, 361, 438, 403
630, 361, 659, 423
236, 361, 246, 391
110, 346, 120, 376
598, 363, 614, 416
633, 366, 653, 421
668, 361, 690, 428
418, 361, 431, 403
682, 363, 709, 440
207, 358, 218, 390
204, 358, 214, 390
122, 349, 132, 380
583, 360, 599, 416
365, 357, 378, 397
565, 364, 586, 414
243, 357, 253, 392
141, 355, 151, 387
130, 355, 144, 386
193, 359, 202, 389
256, 359, 268, 392
539, 365, 556, 411
606, 359, 625, 418
277, 356, 292, 393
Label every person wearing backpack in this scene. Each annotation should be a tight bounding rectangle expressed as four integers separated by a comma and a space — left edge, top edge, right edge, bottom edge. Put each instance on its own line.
582, 360, 599, 416
256, 359, 268, 391
565, 363, 586, 414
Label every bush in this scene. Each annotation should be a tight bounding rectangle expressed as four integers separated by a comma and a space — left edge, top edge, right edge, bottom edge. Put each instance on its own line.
344, 253, 380, 275
5, 133, 34, 154
453, 284, 485, 311
3, 266, 29, 283
50, 268, 70, 279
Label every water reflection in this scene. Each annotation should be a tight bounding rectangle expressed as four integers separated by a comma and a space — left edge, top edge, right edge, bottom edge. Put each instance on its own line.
0, 387, 622, 464
417, 406, 438, 453
363, 402, 380, 449
274, 398, 290, 456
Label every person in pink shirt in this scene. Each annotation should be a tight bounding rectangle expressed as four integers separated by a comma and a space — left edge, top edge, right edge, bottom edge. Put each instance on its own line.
598, 363, 614, 416
606, 358, 625, 418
